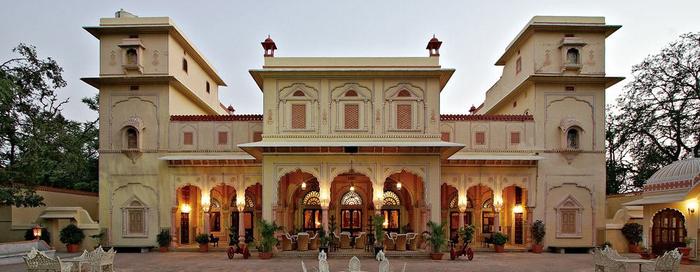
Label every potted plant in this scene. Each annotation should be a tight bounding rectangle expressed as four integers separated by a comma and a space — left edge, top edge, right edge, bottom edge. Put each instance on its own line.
621, 223, 643, 253
318, 228, 330, 253
492, 232, 508, 253
678, 238, 693, 265
372, 215, 385, 256
460, 225, 475, 245
195, 234, 210, 252
59, 224, 85, 253
256, 219, 280, 259
531, 220, 546, 253
427, 221, 448, 260
157, 229, 171, 252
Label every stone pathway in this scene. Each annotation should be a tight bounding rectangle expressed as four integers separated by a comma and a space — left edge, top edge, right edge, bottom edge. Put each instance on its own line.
4, 251, 699, 271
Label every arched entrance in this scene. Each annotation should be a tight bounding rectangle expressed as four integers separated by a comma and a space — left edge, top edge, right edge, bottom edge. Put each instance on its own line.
331, 171, 373, 235
278, 170, 320, 233
175, 185, 201, 245
651, 209, 687, 255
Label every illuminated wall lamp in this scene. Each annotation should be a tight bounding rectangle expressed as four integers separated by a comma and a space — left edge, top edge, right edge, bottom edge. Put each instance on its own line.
687, 201, 697, 215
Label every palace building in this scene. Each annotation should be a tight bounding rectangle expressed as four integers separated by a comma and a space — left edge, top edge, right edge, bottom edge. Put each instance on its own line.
83, 10, 622, 250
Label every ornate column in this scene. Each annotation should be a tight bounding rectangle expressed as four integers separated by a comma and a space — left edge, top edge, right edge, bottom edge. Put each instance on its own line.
237, 205, 245, 243
322, 206, 329, 232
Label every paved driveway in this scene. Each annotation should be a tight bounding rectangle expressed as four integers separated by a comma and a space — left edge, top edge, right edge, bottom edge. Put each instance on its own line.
5, 251, 700, 272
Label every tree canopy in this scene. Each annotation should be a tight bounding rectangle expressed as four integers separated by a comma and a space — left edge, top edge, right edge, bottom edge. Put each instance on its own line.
0, 44, 98, 207
606, 33, 700, 194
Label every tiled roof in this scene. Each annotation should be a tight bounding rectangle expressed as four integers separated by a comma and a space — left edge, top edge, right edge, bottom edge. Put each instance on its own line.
440, 114, 533, 121
170, 114, 263, 121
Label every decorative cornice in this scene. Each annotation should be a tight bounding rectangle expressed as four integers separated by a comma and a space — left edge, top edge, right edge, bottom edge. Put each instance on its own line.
170, 114, 263, 121
440, 114, 534, 122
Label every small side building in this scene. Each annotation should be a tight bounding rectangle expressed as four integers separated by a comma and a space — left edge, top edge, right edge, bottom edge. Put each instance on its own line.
623, 158, 700, 259
0, 186, 100, 251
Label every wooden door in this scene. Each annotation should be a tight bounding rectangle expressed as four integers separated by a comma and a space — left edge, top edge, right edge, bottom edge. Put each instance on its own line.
652, 209, 686, 255
514, 212, 523, 244
180, 212, 190, 244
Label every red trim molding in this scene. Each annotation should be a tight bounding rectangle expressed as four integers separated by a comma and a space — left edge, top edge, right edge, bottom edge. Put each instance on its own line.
170, 114, 263, 121
440, 114, 533, 121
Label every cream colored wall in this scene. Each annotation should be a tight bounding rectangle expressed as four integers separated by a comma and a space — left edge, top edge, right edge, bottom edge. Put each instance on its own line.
441, 119, 535, 150
260, 75, 442, 140
533, 33, 606, 75
482, 39, 535, 112
0, 190, 99, 244
98, 33, 169, 76
168, 36, 225, 114
168, 120, 262, 151
168, 86, 210, 115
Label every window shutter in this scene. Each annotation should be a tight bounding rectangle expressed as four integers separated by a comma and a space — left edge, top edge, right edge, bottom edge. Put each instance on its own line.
291, 104, 307, 129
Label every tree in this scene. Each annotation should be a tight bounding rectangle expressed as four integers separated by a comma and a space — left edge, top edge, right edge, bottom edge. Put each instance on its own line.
606, 33, 700, 194
0, 44, 99, 207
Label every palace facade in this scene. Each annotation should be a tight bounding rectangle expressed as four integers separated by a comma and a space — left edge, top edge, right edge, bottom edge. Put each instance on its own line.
83, 10, 622, 250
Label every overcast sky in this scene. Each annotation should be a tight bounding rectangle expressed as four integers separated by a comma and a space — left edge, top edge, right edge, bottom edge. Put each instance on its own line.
1, 0, 698, 122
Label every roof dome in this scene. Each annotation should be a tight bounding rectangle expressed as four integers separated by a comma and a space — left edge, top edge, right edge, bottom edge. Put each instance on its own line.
646, 158, 700, 185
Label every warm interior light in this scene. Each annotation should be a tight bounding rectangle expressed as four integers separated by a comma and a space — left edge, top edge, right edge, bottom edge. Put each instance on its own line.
687, 200, 698, 214
201, 193, 211, 212
301, 182, 307, 190
32, 224, 42, 239
383, 218, 389, 228
350, 184, 355, 191
181, 203, 192, 213
396, 182, 402, 190
513, 204, 524, 214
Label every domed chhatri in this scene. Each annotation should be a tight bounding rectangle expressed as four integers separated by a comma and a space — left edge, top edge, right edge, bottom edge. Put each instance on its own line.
644, 158, 700, 192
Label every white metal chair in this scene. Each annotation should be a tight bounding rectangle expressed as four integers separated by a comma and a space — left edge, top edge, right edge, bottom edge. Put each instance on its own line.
593, 247, 625, 272
602, 245, 627, 260
378, 257, 390, 272
23, 249, 72, 272
348, 256, 361, 272
642, 248, 681, 272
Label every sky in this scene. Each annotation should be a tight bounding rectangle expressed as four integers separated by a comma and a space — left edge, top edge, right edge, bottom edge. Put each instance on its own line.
1, 0, 698, 122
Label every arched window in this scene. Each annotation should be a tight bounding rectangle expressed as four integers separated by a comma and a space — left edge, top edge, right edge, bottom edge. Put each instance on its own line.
567, 128, 580, 149
555, 195, 583, 238
345, 90, 358, 97
566, 48, 579, 65
397, 90, 411, 97
303, 191, 320, 206
293, 90, 306, 97
122, 199, 147, 237
383, 191, 401, 206
209, 199, 221, 232
482, 198, 493, 209
245, 195, 255, 209
341, 191, 362, 206
126, 48, 137, 65
126, 127, 138, 149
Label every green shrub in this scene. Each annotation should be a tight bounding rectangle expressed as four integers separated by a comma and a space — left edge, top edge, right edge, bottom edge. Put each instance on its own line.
491, 232, 508, 246
195, 233, 209, 244
458, 225, 475, 244
531, 220, 546, 245
59, 224, 85, 245
157, 229, 171, 247
372, 215, 385, 246
621, 223, 643, 245
427, 220, 448, 253
256, 219, 280, 253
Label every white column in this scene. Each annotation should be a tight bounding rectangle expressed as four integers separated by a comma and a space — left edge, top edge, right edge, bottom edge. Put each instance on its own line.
322, 207, 329, 232
238, 208, 245, 243
459, 212, 465, 229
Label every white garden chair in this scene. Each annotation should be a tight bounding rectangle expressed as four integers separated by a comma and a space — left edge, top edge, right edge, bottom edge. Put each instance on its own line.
593, 247, 625, 272
23, 249, 72, 272
318, 250, 330, 272
378, 257, 390, 272
348, 256, 361, 272
602, 246, 627, 260
641, 248, 681, 272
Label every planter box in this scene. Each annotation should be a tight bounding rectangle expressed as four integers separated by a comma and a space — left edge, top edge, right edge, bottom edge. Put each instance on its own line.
430, 253, 444, 260
258, 252, 273, 259
494, 245, 505, 253
66, 244, 80, 253
198, 243, 208, 252
531, 244, 543, 253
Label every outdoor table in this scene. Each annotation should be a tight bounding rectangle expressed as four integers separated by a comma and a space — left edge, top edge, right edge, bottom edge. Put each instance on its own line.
63, 256, 87, 272
617, 258, 654, 272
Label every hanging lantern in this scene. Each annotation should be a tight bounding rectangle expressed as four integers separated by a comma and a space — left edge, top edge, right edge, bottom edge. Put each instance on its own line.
350, 183, 355, 192
301, 182, 307, 190
32, 224, 42, 240
396, 182, 402, 190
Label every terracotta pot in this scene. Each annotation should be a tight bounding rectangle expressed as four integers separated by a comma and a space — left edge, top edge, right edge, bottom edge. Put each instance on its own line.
66, 244, 80, 253
531, 244, 543, 253
430, 252, 444, 260
198, 243, 209, 252
628, 244, 641, 253
678, 247, 691, 265
159, 247, 169, 253
494, 244, 505, 253
258, 252, 273, 259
